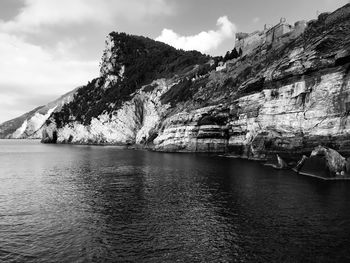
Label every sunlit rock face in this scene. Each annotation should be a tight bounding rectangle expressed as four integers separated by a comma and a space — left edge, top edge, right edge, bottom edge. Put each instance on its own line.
38, 4, 350, 160
11, 107, 56, 139
100, 34, 125, 90
43, 79, 172, 145
154, 105, 230, 152
152, 68, 349, 156
226, 70, 350, 159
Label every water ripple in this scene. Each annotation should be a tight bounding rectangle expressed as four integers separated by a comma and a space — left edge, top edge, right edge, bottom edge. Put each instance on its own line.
1, 140, 350, 262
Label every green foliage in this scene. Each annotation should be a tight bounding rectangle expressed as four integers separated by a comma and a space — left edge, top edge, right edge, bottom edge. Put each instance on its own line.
160, 78, 193, 106
161, 75, 209, 107
52, 32, 209, 127
236, 32, 249, 40
109, 32, 209, 87
53, 78, 107, 127
223, 48, 240, 62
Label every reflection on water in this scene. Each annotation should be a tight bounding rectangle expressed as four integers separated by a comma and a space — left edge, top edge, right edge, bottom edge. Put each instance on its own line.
1, 140, 350, 262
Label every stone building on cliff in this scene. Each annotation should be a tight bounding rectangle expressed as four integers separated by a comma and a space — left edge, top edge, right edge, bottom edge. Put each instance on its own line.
266, 18, 292, 44
235, 18, 307, 56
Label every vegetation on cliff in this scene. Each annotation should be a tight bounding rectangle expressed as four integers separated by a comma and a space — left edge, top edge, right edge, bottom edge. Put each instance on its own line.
52, 33, 210, 127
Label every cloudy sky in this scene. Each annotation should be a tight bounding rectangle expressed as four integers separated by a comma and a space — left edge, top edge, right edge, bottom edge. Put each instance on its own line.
0, 0, 348, 123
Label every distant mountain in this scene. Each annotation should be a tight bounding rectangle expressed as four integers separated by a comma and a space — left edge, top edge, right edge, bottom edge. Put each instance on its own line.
0, 88, 77, 139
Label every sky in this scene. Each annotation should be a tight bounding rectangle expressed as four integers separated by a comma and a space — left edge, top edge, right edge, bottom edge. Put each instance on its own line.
0, 0, 348, 123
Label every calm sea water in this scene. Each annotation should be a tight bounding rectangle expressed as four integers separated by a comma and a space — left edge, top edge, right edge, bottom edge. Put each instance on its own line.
1, 140, 350, 262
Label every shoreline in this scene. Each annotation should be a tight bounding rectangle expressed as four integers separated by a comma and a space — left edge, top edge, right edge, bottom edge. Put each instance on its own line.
3, 139, 350, 181
264, 163, 350, 181
291, 169, 350, 181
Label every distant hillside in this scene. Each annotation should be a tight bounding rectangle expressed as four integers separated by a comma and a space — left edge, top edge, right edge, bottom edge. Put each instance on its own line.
0, 88, 78, 139
0, 106, 44, 138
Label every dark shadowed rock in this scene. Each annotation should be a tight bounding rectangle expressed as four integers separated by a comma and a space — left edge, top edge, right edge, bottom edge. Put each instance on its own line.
310, 145, 347, 176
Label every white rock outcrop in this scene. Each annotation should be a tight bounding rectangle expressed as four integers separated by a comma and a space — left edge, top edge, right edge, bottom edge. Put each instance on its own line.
46, 79, 173, 144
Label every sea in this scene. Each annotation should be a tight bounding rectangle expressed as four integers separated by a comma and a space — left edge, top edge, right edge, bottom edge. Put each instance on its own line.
1, 139, 350, 262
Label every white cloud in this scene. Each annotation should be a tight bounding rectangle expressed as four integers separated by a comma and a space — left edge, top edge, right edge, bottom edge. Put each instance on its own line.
0, 0, 174, 123
253, 17, 260, 23
0, 33, 97, 93
1, 0, 173, 33
156, 16, 236, 53
0, 32, 98, 122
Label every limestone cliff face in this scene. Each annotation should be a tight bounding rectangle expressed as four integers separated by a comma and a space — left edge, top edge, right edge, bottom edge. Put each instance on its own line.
154, 67, 349, 156
39, 4, 350, 161
149, 4, 350, 158
230, 69, 350, 157
154, 105, 230, 152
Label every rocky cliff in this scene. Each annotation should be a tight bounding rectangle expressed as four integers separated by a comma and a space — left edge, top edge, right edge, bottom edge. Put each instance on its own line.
154, 4, 350, 159
6, 4, 350, 168
41, 32, 211, 144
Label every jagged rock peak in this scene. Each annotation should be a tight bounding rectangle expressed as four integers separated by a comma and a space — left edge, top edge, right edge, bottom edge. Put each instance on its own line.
99, 31, 210, 90
100, 34, 123, 77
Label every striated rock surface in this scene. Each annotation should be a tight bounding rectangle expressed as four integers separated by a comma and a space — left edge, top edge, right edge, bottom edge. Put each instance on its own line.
151, 4, 350, 161
154, 105, 230, 152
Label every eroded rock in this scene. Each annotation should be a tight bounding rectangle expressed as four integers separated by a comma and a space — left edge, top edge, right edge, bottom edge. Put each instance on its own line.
310, 145, 347, 176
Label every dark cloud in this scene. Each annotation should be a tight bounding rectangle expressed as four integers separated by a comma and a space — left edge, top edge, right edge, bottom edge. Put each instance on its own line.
0, 0, 25, 21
